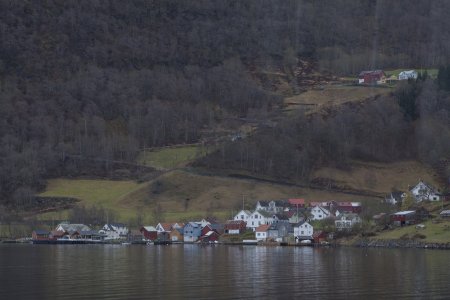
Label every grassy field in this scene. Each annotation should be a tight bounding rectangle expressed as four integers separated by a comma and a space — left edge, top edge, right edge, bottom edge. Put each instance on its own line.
374, 219, 450, 244
0, 224, 31, 238
312, 160, 440, 195
35, 168, 383, 225
137, 145, 208, 169
38, 179, 149, 222
284, 85, 391, 114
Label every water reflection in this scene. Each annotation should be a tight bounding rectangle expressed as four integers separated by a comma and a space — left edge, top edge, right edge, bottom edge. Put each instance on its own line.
0, 244, 449, 299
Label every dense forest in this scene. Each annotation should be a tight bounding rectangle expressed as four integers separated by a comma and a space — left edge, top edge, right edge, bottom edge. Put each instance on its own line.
198, 77, 450, 183
1, 0, 450, 208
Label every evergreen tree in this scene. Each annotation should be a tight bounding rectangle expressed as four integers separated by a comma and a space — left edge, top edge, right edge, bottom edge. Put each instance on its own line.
437, 65, 450, 91
401, 191, 415, 210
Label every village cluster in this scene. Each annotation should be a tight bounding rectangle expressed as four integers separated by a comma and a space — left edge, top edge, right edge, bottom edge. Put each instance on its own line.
31, 181, 449, 245
32, 198, 362, 245
383, 180, 448, 226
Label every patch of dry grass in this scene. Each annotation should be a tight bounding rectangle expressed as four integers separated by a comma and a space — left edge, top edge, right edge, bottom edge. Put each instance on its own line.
284, 85, 391, 114
313, 160, 440, 194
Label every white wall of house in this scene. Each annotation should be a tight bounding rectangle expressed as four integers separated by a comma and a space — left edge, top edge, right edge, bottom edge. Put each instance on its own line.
98, 224, 129, 240
294, 222, 313, 237
255, 231, 267, 241
99, 230, 120, 240
335, 215, 361, 230
247, 211, 271, 231
398, 70, 418, 80
411, 182, 440, 202
310, 206, 331, 220
233, 210, 251, 221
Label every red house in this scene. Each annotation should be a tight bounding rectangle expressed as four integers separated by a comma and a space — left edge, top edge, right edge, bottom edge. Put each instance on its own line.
140, 226, 158, 241
358, 70, 386, 85
224, 220, 247, 234
32, 230, 50, 241
50, 230, 67, 240
201, 224, 216, 236
392, 211, 416, 226
198, 230, 220, 243
313, 231, 328, 244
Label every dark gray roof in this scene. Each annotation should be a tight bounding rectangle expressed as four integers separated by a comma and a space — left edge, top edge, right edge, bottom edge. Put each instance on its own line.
257, 210, 273, 217
257, 201, 269, 207
274, 214, 289, 221
33, 229, 49, 235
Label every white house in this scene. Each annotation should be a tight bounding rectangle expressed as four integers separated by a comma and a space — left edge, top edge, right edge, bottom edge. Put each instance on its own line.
310, 206, 331, 220
410, 180, 440, 202
398, 70, 418, 80
247, 210, 272, 231
255, 200, 285, 213
335, 213, 361, 231
385, 191, 405, 205
99, 223, 129, 240
255, 224, 270, 241
197, 219, 212, 228
233, 210, 252, 221
55, 223, 91, 233
293, 221, 313, 239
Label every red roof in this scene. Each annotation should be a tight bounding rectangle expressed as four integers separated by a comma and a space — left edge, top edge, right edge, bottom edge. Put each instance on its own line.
288, 198, 305, 206
224, 220, 246, 230
286, 211, 295, 218
158, 223, 173, 231
255, 224, 270, 232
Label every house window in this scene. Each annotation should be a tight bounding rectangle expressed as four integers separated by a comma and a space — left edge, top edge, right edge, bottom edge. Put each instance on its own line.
241, 215, 244, 219
301, 231, 304, 235
252, 222, 254, 225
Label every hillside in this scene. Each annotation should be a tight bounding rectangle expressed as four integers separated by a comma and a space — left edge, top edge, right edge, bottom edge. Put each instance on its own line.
37, 170, 380, 224
1, 1, 449, 222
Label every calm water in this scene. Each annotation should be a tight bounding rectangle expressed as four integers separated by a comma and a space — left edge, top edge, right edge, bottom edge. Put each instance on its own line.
0, 244, 449, 299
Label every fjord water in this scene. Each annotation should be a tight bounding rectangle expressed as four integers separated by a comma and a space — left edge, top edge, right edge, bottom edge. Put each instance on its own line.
0, 244, 449, 299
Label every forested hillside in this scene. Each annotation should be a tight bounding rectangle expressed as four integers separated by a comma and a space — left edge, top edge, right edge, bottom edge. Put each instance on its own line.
1, 0, 450, 208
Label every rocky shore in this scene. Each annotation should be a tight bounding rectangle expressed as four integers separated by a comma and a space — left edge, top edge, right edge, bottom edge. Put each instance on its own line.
353, 238, 450, 250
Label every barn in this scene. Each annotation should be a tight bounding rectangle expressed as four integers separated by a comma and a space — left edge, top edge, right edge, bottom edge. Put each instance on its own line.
392, 210, 416, 226
358, 70, 386, 85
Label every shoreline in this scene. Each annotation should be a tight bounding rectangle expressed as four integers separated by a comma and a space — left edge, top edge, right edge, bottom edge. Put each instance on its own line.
347, 238, 450, 250
2, 238, 450, 250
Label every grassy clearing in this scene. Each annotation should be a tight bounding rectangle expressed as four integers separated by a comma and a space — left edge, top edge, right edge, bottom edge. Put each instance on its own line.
374, 219, 450, 243
137, 145, 208, 169
143, 170, 380, 217
0, 224, 32, 238
284, 85, 391, 114
312, 160, 440, 194
38, 179, 149, 222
